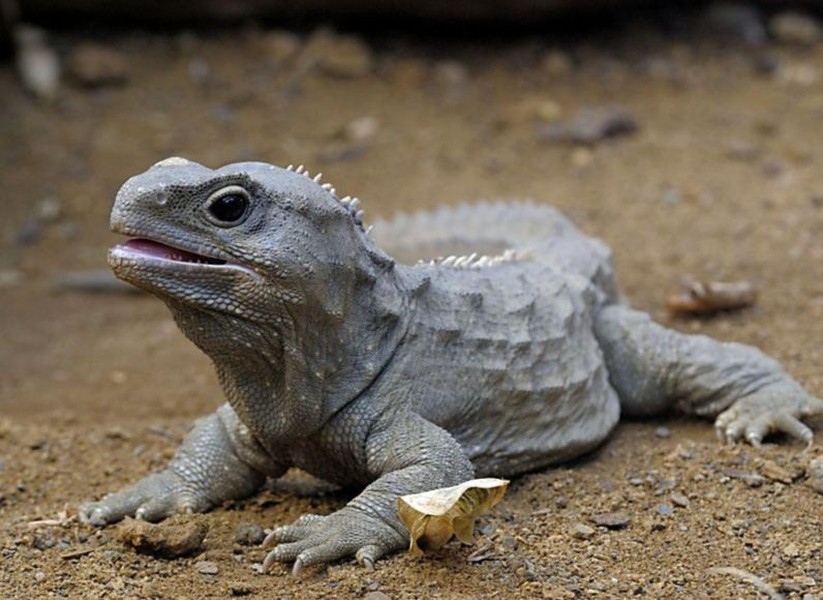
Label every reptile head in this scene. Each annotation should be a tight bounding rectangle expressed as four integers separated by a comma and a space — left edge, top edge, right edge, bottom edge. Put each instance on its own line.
109, 157, 392, 323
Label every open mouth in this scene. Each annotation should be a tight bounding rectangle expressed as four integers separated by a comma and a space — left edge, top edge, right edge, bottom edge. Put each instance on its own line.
109, 237, 261, 281
118, 238, 226, 265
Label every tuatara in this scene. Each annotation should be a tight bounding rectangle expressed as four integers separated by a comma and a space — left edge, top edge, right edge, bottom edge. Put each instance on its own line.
80, 157, 823, 572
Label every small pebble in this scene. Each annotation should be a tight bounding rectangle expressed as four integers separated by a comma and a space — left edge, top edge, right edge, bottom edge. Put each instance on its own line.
655, 426, 671, 438
230, 583, 254, 596
758, 459, 796, 484
571, 523, 596, 540
194, 560, 219, 575
234, 522, 266, 546
363, 592, 392, 600
670, 492, 690, 508
769, 11, 822, 46
117, 516, 208, 558
36, 197, 62, 223
723, 468, 766, 487
590, 512, 631, 529
32, 532, 56, 550
539, 105, 638, 145
779, 579, 806, 594
341, 116, 379, 143
656, 503, 673, 517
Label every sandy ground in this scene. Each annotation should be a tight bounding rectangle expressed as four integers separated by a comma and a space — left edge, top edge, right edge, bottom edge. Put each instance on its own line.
1, 14, 823, 599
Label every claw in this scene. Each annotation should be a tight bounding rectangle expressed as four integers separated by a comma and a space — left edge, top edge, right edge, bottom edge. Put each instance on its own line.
262, 529, 277, 548
746, 432, 762, 448
262, 549, 278, 573
291, 558, 303, 576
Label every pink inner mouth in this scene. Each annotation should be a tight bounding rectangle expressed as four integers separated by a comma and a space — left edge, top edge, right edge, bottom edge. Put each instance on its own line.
122, 238, 225, 264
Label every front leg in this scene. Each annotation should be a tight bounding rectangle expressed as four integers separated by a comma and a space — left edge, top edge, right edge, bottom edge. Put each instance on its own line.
263, 409, 475, 573
595, 305, 823, 446
80, 404, 286, 525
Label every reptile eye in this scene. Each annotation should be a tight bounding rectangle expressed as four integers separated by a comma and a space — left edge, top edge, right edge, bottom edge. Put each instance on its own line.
205, 186, 250, 226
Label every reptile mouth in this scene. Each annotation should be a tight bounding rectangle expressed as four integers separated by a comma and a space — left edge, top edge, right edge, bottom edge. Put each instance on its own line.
109, 237, 262, 281
117, 238, 227, 265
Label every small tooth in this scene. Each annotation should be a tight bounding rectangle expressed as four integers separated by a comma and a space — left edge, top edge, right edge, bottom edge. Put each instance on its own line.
295, 164, 305, 174
454, 256, 467, 267
321, 183, 333, 190
475, 256, 490, 267
286, 164, 294, 171
340, 195, 352, 205
354, 210, 365, 222
441, 256, 457, 267
313, 173, 323, 182
349, 198, 361, 211
365, 225, 373, 235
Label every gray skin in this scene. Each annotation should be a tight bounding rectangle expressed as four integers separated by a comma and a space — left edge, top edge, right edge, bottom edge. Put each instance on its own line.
80, 157, 823, 573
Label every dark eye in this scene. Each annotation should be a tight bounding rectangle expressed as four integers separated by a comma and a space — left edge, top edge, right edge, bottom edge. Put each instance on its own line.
206, 186, 250, 226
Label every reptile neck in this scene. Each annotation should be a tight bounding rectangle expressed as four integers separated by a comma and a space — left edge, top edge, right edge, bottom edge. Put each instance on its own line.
165, 266, 408, 445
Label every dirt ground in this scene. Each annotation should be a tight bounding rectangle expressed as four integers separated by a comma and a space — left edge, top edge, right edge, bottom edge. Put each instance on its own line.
2, 12, 823, 600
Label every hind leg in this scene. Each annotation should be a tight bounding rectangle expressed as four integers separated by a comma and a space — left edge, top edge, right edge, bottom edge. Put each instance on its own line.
594, 305, 823, 446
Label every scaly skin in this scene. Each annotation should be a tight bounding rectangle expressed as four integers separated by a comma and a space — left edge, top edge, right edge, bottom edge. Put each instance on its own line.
79, 157, 823, 572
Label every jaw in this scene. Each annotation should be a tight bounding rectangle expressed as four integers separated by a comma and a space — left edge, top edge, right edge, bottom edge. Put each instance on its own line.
108, 238, 264, 316
110, 238, 260, 279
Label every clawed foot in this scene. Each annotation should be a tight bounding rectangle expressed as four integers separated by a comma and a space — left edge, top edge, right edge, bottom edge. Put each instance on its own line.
262, 508, 406, 574
714, 381, 823, 447
78, 471, 211, 527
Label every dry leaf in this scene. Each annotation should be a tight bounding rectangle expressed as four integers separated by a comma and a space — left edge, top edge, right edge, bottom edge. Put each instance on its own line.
397, 478, 509, 556
667, 278, 758, 316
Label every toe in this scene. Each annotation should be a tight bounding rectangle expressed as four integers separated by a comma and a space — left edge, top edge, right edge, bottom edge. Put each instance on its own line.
724, 418, 747, 445
805, 395, 823, 416
295, 541, 351, 569
79, 503, 110, 527
134, 496, 175, 522
356, 544, 387, 570
744, 415, 771, 448
772, 413, 813, 445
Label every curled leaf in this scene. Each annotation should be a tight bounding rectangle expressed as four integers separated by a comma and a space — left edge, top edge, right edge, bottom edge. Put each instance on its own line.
397, 478, 509, 556
666, 278, 758, 316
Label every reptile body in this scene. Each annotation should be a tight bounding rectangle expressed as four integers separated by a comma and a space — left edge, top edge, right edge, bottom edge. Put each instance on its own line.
80, 158, 823, 571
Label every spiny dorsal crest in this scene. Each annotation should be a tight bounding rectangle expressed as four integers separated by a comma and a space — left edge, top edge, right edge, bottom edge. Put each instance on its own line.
421, 248, 524, 270
285, 163, 366, 229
